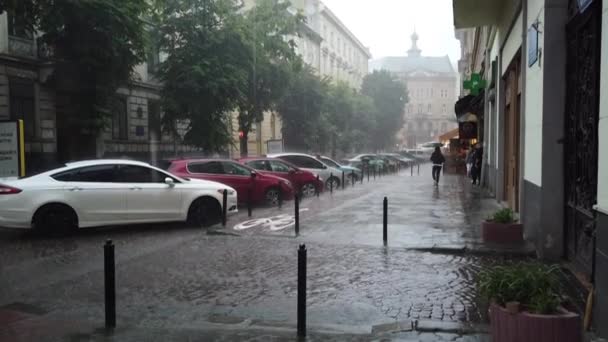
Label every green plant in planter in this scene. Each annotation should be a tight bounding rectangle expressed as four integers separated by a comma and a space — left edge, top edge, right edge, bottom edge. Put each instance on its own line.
488, 208, 515, 224
478, 262, 562, 314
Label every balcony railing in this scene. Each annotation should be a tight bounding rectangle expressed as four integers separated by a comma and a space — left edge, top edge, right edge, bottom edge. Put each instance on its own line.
8, 35, 35, 57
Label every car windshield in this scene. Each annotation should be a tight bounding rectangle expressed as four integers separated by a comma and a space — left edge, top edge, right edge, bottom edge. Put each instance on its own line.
320, 157, 340, 168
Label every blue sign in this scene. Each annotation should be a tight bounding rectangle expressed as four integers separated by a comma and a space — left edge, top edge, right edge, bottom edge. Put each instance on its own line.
578, 0, 593, 12
528, 27, 538, 67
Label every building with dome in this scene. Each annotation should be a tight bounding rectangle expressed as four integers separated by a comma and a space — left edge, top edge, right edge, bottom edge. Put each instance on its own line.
370, 32, 458, 148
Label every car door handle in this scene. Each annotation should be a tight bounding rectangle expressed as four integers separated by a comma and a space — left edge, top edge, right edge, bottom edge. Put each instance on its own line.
69, 186, 83, 192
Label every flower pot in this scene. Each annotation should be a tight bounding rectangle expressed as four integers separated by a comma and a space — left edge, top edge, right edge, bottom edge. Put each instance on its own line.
481, 221, 523, 243
489, 303, 581, 342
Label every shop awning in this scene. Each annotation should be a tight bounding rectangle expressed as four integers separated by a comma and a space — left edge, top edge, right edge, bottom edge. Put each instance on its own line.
453, 0, 506, 28
438, 128, 459, 141
454, 90, 484, 121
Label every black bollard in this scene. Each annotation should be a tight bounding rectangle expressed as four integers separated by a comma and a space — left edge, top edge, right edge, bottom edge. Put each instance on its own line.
104, 240, 116, 328
247, 187, 252, 218
329, 173, 333, 194
360, 171, 363, 184
367, 167, 370, 182
383, 197, 388, 246
297, 244, 307, 338
342, 172, 345, 190
278, 186, 283, 209
417, 163, 420, 176
316, 175, 320, 197
295, 195, 300, 236
373, 167, 376, 180
351, 170, 355, 187
411, 163, 413, 176
222, 189, 228, 226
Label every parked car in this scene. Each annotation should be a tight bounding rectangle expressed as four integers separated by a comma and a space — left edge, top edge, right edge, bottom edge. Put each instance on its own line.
346, 154, 386, 172
379, 153, 414, 166
0, 159, 238, 233
239, 157, 324, 197
398, 151, 426, 162
316, 155, 362, 181
268, 153, 343, 190
167, 159, 294, 206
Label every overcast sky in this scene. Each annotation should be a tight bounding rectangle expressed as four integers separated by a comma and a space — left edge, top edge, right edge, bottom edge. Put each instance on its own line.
321, 0, 461, 65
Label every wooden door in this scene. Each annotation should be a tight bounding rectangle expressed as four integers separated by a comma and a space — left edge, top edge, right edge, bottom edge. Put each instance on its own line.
503, 55, 521, 210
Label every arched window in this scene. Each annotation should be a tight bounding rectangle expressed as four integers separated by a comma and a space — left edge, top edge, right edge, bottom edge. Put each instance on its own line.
270, 114, 276, 139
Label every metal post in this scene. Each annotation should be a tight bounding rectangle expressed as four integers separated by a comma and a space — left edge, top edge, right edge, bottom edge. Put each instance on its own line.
104, 240, 116, 328
360, 171, 363, 184
367, 167, 370, 182
417, 163, 420, 176
351, 170, 355, 187
247, 187, 252, 218
297, 244, 307, 338
341, 172, 345, 190
278, 186, 283, 209
295, 195, 300, 236
222, 189, 228, 226
373, 167, 376, 180
315, 175, 320, 197
329, 173, 333, 194
411, 163, 413, 176
383, 197, 388, 246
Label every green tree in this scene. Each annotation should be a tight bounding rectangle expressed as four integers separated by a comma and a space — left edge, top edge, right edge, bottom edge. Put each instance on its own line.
277, 66, 328, 151
154, 0, 248, 153
361, 70, 408, 151
0, 0, 148, 137
236, 0, 305, 156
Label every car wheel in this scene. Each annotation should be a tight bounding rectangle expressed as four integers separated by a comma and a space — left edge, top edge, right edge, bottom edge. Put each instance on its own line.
188, 197, 221, 227
265, 187, 281, 206
300, 183, 317, 197
32, 203, 78, 236
326, 177, 340, 190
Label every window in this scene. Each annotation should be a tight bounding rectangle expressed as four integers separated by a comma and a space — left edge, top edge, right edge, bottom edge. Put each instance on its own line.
7, 9, 33, 39
148, 100, 161, 141
270, 114, 276, 139
418, 104, 423, 113
118, 165, 168, 183
246, 160, 272, 171
52, 165, 118, 182
112, 96, 128, 140
9, 78, 35, 139
280, 155, 324, 169
146, 43, 160, 75
319, 157, 340, 168
427, 104, 432, 113
442, 104, 447, 114
188, 161, 223, 174
221, 162, 251, 176
269, 160, 291, 173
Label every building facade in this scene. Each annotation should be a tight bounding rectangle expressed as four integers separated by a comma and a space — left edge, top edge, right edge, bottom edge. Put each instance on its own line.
452, 0, 608, 336
371, 33, 458, 148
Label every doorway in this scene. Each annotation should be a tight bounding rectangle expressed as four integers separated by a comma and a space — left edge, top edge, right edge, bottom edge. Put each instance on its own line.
502, 53, 521, 211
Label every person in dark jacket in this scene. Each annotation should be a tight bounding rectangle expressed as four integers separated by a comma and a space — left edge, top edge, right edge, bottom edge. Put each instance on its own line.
430, 146, 445, 186
470, 144, 483, 185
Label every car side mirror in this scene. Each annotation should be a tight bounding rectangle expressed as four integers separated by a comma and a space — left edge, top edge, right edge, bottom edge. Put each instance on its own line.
165, 177, 175, 187
321, 164, 327, 169
251, 171, 257, 178
289, 169, 296, 175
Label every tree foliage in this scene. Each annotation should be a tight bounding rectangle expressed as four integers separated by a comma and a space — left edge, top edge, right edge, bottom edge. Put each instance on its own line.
0, 0, 149, 132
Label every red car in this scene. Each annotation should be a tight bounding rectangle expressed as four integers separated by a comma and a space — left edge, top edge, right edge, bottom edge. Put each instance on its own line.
239, 157, 324, 197
167, 159, 295, 205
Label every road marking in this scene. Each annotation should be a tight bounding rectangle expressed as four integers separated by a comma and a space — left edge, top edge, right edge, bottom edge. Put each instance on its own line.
233, 209, 309, 231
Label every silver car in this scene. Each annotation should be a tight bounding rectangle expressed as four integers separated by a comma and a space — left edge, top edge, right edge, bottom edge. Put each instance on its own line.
268, 153, 344, 189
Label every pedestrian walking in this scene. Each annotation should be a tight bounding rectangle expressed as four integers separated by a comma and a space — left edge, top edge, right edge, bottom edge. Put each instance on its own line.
430, 146, 445, 186
470, 144, 483, 185
465, 146, 475, 177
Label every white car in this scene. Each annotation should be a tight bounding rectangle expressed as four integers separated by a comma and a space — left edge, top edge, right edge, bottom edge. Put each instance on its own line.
0, 159, 238, 233
268, 153, 344, 189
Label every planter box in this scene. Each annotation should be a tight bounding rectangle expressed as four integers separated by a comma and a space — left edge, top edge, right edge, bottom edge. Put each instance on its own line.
482, 221, 523, 243
489, 303, 581, 342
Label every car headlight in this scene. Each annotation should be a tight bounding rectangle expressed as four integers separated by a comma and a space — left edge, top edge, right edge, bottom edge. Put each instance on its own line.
217, 189, 236, 196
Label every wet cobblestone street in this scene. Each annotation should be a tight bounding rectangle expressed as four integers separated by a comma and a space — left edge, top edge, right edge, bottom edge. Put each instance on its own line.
0, 166, 531, 340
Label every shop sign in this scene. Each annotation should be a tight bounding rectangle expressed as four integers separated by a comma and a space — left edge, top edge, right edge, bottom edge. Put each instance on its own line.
0, 120, 25, 178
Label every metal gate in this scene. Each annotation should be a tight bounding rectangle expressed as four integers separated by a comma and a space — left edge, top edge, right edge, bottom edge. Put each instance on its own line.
564, 0, 601, 280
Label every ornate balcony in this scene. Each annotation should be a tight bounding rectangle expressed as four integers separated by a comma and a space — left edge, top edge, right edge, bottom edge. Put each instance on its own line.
8, 35, 35, 57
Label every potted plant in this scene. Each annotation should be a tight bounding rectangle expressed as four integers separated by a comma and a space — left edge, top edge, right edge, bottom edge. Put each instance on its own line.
478, 262, 581, 342
481, 208, 523, 243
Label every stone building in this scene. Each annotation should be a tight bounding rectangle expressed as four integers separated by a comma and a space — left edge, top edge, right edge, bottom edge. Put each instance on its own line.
0, 11, 204, 175
370, 32, 458, 148
452, 0, 608, 336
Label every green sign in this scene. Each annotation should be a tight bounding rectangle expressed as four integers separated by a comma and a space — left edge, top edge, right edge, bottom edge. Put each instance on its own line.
463, 73, 486, 96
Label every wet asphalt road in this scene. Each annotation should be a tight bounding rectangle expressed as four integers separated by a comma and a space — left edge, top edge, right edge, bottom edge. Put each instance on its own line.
0, 165, 525, 339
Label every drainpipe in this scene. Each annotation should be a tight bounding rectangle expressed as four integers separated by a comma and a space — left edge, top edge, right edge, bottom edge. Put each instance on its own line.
519, 0, 528, 218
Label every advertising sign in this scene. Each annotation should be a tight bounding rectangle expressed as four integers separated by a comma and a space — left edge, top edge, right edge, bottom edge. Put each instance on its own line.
0, 120, 25, 178
266, 139, 284, 154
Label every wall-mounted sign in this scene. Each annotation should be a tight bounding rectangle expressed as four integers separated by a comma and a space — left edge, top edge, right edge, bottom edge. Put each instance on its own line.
578, 0, 594, 12
528, 26, 539, 67
459, 121, 477, 140
0, 120, 25, 178
463, 73, 486, 96
266, 139, 284, 154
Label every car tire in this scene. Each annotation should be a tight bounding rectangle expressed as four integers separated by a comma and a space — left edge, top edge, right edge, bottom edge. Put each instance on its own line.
187, 197, 221, 228
264, 187, 281, 206
300, 183, 317, 197
326, 177, 340, 190
32, 203, 78, 236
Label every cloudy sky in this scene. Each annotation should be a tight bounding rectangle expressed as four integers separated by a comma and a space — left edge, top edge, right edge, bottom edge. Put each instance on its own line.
321, 0, 461, 65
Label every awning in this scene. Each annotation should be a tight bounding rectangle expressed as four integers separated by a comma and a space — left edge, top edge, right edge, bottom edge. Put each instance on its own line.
438, 128, 459, 141
453, 0, 506, 28
454, 90, 484, 121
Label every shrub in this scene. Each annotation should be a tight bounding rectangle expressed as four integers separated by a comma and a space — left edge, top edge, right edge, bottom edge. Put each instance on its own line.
489, 208, 515, 224
478, 262, 562, 314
